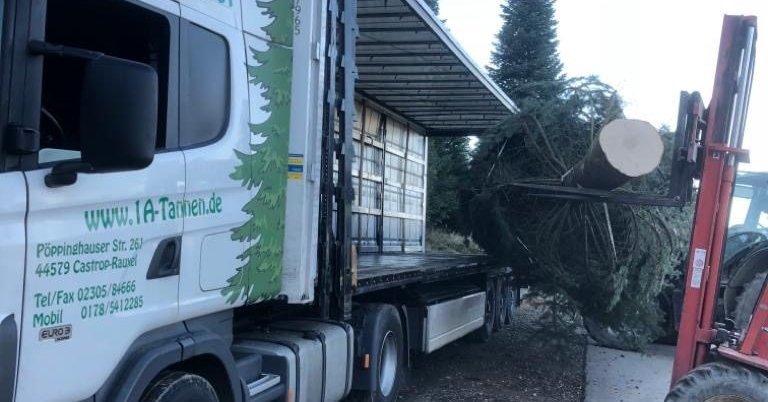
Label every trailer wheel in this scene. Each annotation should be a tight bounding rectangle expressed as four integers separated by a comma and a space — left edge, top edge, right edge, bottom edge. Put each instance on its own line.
141, 371, 219, 402
495, 278, 511, 330
505, 283, 519, 325
666, 362, 768, 402
497, 277, 517, 327
351, 304, 404, 402
471, 277, 497, 342
493, 278, 507, 332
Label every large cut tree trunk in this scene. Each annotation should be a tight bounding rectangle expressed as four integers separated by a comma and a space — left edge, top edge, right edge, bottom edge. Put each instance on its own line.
562, 119, 663, 190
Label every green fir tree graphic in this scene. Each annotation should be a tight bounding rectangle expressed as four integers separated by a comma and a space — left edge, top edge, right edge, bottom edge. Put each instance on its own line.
224, 0, 294, 304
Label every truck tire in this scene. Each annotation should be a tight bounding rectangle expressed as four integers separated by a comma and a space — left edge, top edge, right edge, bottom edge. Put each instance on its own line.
493, 277, 506, 331
351, 304, 404, 402
501, 278, 518, 326
666, 362, 768, 401
141, 371, 219, 402
471, 277, 497, 342
734, 272, 767, 330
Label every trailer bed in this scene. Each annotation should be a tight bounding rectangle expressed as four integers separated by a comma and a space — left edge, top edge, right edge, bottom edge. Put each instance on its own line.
354, 253, 501, 294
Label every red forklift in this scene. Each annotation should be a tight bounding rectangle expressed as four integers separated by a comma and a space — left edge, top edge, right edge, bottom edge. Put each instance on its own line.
663, 14, 768, 401
560, 13, 768, 401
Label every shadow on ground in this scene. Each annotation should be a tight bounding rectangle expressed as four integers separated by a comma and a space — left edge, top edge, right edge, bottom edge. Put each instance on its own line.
398, 304, 586, 402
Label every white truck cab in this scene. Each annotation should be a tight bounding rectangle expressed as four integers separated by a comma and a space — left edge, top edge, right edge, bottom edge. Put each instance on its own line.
0, 1, 516, 401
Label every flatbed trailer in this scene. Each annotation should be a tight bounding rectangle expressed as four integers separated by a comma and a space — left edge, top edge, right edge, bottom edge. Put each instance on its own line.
355, 253, 502, 295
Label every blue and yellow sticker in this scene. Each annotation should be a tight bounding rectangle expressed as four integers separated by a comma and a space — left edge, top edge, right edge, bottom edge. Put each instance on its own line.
288, 154, 304, 180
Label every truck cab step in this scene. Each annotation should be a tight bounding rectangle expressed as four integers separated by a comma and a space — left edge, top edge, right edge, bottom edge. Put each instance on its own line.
247, 373, 284, 402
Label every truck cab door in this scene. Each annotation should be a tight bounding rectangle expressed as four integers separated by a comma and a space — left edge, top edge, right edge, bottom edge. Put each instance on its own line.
0, 172, 24, 402
1, 1, 42, 400
15, 1, 185, 401
175, 4, 253, 317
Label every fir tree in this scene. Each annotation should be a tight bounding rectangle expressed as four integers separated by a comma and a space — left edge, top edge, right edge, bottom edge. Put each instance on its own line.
224, 0, 294, 304
421, 2, 475, 236
427, 136, 471, 232
470, 77, 691, 349
489, 0, 563, 101
423, 0, 439, 14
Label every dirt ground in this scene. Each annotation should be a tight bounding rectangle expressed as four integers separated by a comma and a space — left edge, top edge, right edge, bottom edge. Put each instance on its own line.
398, 304, 586, 402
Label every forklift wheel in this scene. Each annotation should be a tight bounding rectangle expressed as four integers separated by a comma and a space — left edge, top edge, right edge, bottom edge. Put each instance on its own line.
666, 362, 768, 402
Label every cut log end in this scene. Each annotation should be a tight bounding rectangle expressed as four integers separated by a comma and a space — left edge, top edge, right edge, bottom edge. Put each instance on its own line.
600, 119, 664, 178
562, 119, 663, 190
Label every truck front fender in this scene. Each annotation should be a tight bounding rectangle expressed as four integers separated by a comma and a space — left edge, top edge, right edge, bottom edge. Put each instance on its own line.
93, 316, 241, 402
94, 324, 186, 402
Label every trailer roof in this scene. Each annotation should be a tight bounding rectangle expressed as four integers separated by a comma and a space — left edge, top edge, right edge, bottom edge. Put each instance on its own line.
356, 0, 517, 137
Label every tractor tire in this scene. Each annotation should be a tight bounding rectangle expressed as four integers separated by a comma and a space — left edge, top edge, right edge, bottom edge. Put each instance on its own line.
666, 362, 768, 402
141, 372, 219, 402
734, 272, 768, 331
583, 317, 638, 351
655, 285, 680, 345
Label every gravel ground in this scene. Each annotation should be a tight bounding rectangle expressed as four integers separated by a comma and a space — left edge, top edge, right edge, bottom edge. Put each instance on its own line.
398, 304, 586, 402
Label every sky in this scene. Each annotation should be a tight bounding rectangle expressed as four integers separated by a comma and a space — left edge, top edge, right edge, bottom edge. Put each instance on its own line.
438, 0, 768, 172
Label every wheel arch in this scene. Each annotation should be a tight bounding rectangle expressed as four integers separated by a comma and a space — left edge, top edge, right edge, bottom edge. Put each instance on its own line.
164, 353, 237, 402
93, 313, 242, 402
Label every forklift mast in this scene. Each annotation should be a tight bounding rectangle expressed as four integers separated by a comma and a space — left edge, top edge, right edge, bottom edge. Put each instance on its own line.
671, 15, 757, 384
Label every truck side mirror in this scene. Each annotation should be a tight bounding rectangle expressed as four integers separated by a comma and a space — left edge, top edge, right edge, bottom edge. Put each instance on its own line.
80, 55, 158, 171
45, 54, 158, 187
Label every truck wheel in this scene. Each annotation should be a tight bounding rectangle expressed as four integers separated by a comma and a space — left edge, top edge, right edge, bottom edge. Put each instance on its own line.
497, 278, 517, 327
734, 272, 767, 330
471, 277, 497, 342
504, 284, 519, 325
351, 304, 404, 402
493, 278, 505, 331
666, 362, 768, 401
141, 371, 219, 402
